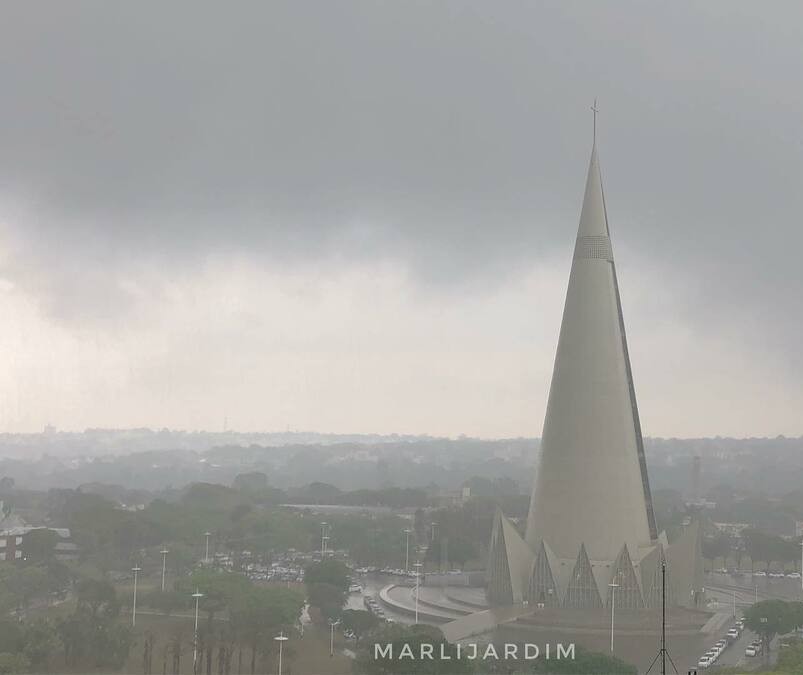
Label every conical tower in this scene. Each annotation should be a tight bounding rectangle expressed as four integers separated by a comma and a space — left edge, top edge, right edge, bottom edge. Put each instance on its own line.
524, 140, 657, 562
485, 127, 703, 614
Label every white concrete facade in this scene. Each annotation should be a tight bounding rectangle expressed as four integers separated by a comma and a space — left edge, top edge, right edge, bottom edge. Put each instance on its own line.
487, 142, 703, 610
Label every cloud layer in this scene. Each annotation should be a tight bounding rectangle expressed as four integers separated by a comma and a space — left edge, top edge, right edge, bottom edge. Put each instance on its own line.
0, 1, 801, 436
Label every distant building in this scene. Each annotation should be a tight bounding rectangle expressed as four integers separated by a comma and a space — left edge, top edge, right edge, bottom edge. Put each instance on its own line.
712, 522, 751, 537
0, 526, 79, 562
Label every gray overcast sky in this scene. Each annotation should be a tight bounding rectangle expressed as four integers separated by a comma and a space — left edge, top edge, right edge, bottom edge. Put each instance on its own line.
0, 1, 801, 437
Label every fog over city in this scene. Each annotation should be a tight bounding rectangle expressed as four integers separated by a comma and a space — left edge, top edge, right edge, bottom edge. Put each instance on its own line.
1, 1, 802, 438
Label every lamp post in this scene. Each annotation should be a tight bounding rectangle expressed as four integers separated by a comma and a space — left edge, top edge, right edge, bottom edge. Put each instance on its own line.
322, 535, 330, 558
414, 561, 423, 624
755, 585, 758, 603
329, 619, 341, 657
800, 542, 803, 592
131, 566, 142, 627
732, 589, 737, 617
160, 549, 169, 592
431, 522, 437, 542
608, 581, 619, 653
404, 529, 412, 572
274, 631, 288, 675
320, 522, 328, 559
204, 532, 212, 564
192, 589, 204, 669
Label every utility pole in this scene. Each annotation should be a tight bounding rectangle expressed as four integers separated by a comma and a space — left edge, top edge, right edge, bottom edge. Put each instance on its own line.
329, 619, 341, 657
192, 589, 204, 670
275, 632, 288, 675
131, 566, 142, 627
160, 549, 169, 592
204, 532, 212, 564
414, 561, 423, 624
608, 581, 619, 652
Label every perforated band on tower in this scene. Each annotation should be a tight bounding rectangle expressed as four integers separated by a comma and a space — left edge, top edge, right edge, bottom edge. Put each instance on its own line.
574, 235, 613, 261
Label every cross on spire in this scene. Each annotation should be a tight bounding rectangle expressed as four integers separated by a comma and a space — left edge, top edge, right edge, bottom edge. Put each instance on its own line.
591, 99, 599, 145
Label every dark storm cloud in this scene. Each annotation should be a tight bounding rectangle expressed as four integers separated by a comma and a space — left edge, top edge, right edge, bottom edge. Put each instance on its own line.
0, 1, 802, 357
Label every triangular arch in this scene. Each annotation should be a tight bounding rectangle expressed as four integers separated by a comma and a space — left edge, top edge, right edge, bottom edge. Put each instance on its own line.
563, 543, 602, 608
528, 540, 560, 607
607, 544, 644, 609
487, 513, 513, 605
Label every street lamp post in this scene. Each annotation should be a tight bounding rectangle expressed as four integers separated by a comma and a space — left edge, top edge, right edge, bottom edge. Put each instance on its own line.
799, 542, 803, 592
131, 566, 142, 627
160, 549, 169, 592
192, 589, 204, 670
274, 631, 288, 675
431, 522, 437, 542
320, 522, 328, 559
329, 619, 341, 657
733, 589, 736, 617
414, 561, 423, 624
322, 535, 330, 558
608, 581, 619, 653
404, 529, 411, 572
204, 532, 212, 564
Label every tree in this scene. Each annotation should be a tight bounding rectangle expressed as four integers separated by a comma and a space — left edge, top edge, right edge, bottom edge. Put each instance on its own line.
304, 559, 350, 591
21, 529, 58, 564
76, 578, 120, 620
341, 609, 378, 642
10, 566, 50, 610
142, 589, 187, 616
744, 599, 798, 661
179, 569, 251, 627
306, 582, 346, 623
229, 587, 303, 675
0, 621, 24, 655
0, 652, 30, 674
444, 535, 477, 570
702, 535, 731, 569
776, 638, 803, 673
743, 529, 787, 572
23, 619, 58, 671
58, 611, 133, 669
232, 472, 268, 493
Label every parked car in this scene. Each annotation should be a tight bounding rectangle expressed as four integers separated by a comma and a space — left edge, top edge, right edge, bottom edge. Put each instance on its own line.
697, 656, 711, 669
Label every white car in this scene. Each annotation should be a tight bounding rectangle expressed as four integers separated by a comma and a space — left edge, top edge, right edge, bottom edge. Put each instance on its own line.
697, 656, 711, 668
753, 571, 767, 577
745, 646, 758, 657
787, 572, 801, 579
